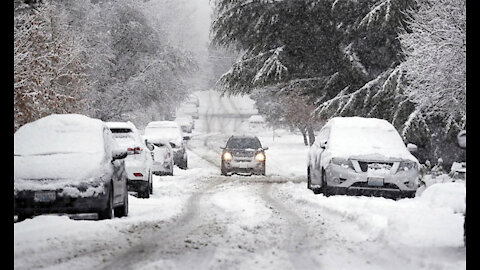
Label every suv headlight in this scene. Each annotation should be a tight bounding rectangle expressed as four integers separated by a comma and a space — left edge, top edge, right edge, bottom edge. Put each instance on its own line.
255, 152, 265, 162
331, 157, 354, 170
223, 152, 233, 161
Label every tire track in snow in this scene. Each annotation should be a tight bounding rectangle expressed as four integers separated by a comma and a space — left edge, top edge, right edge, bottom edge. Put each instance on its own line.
259, 183, 322, 269
98, 176, 226, 270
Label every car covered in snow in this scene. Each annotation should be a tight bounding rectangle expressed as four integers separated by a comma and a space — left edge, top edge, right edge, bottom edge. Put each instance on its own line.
144, 121, 189, 169
177, 103, 199, 119
248, 114, 266, 130
14, 114, 129, 221
175, 115, 195, 134
221, 135, 268, 176
143, 136, 174, 176
307, 117, 420, 199
106, 121, 154, 198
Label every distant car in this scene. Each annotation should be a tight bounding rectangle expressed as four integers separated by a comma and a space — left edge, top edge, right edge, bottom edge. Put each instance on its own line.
106, 121, 154, 198
186, 94, 199, 107
178, 103, 199, 119
307, 117, 420, 199
220, 135, 268, 176
144, 137, 174, 176
14, 114, 129, 221
144, 121, 189, 169
175, 115, 195, 134
248, 114, 266, 130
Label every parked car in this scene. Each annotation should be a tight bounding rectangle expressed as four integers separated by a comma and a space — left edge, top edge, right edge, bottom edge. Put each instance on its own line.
248, 114, 266, 130
220, 135, 268, 176
143, 136, 174, 176
178, 103, 199, 119
144, 121, 189, 169
307, 117, 420, 199
14, 114, 129, 221
175, 115, 195, 134
106, 121, 154, 198
186, 94, 199, 107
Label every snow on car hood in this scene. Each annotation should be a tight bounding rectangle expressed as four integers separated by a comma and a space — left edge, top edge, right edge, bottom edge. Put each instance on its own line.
326, 117, 418, 162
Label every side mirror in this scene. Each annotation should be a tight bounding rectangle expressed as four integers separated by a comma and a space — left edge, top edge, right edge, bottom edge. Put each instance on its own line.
262, 147, 269, 151
112, 149, 128, 161
407, 143, 418, 153
319, 140, 327, 149
145, 140, 154, 151
183, 136, 191, 141
220, 147, 225, 150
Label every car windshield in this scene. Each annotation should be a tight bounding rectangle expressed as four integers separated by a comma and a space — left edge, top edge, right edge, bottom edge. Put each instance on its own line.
226, 137, 261, 149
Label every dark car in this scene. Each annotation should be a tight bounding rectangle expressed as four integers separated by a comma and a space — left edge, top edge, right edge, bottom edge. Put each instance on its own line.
220, 135, 268, 176
14, 114, 130, 221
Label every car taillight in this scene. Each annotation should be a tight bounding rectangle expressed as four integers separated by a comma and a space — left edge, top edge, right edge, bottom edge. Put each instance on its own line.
128, 147, 141, 154
133, 173, 143, 177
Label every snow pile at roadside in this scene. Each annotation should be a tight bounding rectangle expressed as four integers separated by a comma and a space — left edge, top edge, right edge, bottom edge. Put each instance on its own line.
275, 180, 465, 248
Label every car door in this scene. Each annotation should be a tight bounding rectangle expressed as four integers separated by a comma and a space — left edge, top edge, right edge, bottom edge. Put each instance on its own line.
104, 128, 126, 205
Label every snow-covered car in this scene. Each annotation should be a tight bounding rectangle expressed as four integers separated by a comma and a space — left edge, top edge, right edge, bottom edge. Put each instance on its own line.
14, 114, 129, 221
248, 114, 266, 130
175, 115, 195, 134
144, 121, 189, 169
221, 135, 268, 176
143, 136, 174, 176
178, 103, 199, 119
186, 94, 199, 107
307, 117, 420, 199
106, 121, 154, 198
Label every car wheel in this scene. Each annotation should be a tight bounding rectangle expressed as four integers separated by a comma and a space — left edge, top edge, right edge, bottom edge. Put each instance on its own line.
149, 172, 153, 195
114, 190, 128, 217
307, 166, 311, 190
321, 170, 330, 197
99, 186, 114, 220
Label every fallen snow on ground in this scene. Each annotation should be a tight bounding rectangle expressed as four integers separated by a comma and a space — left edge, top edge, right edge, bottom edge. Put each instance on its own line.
14, 91, 465, 270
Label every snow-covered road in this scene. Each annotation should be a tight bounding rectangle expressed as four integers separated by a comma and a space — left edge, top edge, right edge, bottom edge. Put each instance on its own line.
14, 91, 466, 270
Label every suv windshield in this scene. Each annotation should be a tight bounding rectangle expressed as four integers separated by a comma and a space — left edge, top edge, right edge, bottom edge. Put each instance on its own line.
226, 137, 261, 149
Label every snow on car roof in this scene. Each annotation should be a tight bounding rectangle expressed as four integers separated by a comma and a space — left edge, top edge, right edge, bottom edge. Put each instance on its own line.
106, 121, 135, 130
14, 114, 111, 185
146, 121, 180, 128
325, 117, 417, 161
14, 114, 106, 156
248, 115, 265, 123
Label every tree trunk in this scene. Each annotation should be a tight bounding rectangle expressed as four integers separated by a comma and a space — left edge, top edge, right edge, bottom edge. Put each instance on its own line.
307, 125, 315, 146
298, 126, 308, 146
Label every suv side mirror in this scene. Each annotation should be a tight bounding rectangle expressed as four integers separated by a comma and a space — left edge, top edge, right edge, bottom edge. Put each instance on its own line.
262, 147, 269, 150
319, 140, 327, 149
145, 140, 154, 151
407, 143, 418, 153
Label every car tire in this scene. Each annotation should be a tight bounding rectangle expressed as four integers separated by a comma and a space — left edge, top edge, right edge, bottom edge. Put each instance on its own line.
307, 166, 311, 190
321, 170, 331, 197
114, 190, 128, 217
149, 172, 153, 195
99, 186, 114, 220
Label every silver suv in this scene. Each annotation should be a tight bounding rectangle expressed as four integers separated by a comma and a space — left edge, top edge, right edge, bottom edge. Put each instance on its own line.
221, 135, 268, 176
307, 117, 420, 199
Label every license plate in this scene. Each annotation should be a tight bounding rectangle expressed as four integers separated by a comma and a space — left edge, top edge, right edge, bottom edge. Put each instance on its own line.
34, 191, 56, 202
367, 178, 384, 187
237, 163, 251, 168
